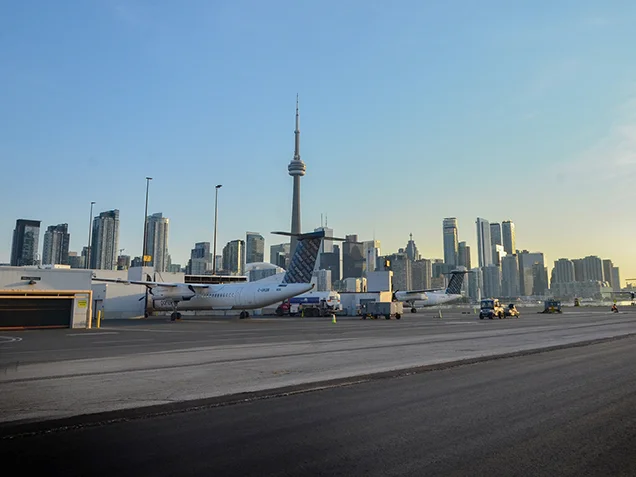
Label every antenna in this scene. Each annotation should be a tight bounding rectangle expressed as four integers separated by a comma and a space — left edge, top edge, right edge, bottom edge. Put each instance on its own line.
325, 214, 328, 227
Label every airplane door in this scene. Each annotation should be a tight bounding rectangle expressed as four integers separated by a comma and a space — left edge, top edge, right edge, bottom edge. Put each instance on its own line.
236, 288, 256, 308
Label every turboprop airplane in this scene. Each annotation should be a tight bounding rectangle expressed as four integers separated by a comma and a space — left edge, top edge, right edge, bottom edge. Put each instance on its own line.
393, 269, 468, 313
93, 230, 338, 320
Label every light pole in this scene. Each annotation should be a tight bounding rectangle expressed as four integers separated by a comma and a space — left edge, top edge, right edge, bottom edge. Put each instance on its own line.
87, 201, 95, 269
212, 184, 222, 275
142, 177, 152, 266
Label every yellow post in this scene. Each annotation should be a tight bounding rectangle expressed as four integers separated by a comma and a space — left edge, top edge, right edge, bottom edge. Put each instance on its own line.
332, 314, 337, 324
97, 310, 102, 328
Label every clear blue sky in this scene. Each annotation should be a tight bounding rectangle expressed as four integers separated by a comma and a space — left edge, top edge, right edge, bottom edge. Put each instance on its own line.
1, 1, 635, 281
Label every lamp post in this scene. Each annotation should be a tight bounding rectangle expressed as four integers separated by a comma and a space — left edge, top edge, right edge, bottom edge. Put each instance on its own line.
142, 177, 152, 266
87, 201, 95, 269
212, 184, 222, 275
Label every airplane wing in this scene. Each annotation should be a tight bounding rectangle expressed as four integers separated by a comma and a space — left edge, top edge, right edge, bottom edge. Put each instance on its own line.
92, 277, 209, 288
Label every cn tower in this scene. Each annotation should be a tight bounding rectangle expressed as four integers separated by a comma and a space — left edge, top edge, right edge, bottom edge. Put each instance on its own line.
288, 94, 306, 255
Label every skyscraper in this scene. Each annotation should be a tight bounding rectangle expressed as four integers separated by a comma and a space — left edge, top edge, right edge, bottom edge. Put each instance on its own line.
288, 95, 306, 256
187, 242, 211, 275
11, 219, 41, 266
482, 265, 502, 298
502, 221, 516, 255
405, 233, 420, 261
602, 259, 614, 288
90, 210, 120, 270
490, 222, 502, 264
612, 267, 621, 292
476, 218, 492, 268
458, 242, 471, 270
583, 255, 604, 282
314, 226, 334, 254
412, 259, 432, 290
363, 240, 381, 273
342, 235, 364, 279
501, 255, 520, 298
246, 232, 265, 264
146, 213, 170, 272
442, 218, 458, 267
517, 251, 545, 296
270, 243, 290, 269
42, 224, 70, 265
552, 259, 575, 285
223, 239, 245, 275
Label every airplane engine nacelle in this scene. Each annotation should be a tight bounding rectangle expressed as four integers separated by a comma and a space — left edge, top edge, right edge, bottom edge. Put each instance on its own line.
150, 285, 197, 301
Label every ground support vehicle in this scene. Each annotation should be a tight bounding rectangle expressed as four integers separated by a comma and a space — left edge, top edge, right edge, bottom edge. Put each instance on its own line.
479, 298, 505, 320
504, 303, 520, 318
541, 300, 563, 314
361, 301, 403, 320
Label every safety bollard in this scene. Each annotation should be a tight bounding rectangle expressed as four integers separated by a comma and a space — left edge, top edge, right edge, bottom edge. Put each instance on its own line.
97, 310, 102, 328
332, 314, 337, 324
438, 309, 442, 319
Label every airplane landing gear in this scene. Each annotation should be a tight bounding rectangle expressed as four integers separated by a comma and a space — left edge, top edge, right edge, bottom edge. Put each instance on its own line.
239, 311, 250, 319
411, 307, 417, 313
169, 302, 182, 321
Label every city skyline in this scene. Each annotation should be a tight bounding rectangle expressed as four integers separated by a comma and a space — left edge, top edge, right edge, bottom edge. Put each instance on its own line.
1, 2, 635, 279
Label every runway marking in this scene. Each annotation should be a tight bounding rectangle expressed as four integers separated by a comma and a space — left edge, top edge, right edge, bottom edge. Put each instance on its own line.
0, 336, 22, 344
67, 332, 119, 337
92, 338, 155, 344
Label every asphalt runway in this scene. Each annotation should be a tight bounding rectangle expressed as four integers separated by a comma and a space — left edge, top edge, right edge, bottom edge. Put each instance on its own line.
2, 336, 636, 476
1, 306, 635, 426
0, 306, 630, 364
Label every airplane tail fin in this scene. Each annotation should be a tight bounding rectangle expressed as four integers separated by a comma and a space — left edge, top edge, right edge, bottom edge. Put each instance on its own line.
445, 269, 467, 295
272, 231, 344, 284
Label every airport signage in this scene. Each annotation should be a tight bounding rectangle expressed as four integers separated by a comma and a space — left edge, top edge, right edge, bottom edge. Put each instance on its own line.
21, 276, 41, 281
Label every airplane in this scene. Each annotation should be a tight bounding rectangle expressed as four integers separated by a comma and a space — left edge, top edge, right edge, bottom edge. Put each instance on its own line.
392, 269, 469, 313
93, 230, 339, 320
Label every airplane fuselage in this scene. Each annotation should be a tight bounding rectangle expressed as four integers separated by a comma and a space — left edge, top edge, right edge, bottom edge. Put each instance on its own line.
148, 280, 313, 312
395, 291, 463, 308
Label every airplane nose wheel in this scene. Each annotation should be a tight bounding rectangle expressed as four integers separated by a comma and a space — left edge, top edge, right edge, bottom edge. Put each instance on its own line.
239, 311, 250, 319
410, 307, 417, 313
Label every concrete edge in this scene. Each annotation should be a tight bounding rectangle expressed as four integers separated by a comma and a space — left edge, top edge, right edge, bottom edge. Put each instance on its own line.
3, 332, 635, 439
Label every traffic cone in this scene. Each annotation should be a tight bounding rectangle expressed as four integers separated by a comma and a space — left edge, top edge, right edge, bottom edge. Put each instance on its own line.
332, 314, 337, 324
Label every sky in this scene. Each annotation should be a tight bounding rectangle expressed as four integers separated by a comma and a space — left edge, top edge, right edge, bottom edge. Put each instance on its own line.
1, 0, 635, 283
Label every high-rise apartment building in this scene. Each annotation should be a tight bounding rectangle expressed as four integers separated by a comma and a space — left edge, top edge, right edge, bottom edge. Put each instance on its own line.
246, 232, 265, 264
11, 219, 41, 266
602, 259, 614, 288
490, 223, 502, 265
442, 218, 459, 267
458, 241, 471, 270
381, 253, 412, 291
68, 251, 85, 269
552, 259, 575, 285
502, 221, 516, 255
482, 265, 502, 298
583, 256, 604, 282
363, 240, 381, 273
319, 244, 340, 284
42, 223, 70, 265
412, 259, 432, 290
90, 210, 120, 270
501, 255, 520, 298
612, 267, 621, 292
468, 267, 483, 302
223, 239, 245, 275
517, 251, 545, 296
187, 242, 211, 275
146, 213, 170, 272
475, 218, 492, 268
